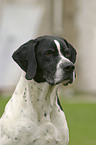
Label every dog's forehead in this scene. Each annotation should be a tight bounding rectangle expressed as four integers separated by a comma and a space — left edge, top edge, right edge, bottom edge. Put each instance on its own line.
37, 37, 67, 52
54, 40, 61, 53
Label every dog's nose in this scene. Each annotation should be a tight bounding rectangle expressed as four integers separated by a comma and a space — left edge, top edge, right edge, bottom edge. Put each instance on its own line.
63, 63, 75, 72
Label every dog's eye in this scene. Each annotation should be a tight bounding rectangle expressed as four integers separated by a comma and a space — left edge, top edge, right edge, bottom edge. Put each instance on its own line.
44, 50, 54, 56
64, 50, 70, 57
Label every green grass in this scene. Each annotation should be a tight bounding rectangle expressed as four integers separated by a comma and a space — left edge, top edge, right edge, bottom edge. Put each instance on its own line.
60, 99, 96, 145
0, 96, 11, 118
0, 96, 96, 145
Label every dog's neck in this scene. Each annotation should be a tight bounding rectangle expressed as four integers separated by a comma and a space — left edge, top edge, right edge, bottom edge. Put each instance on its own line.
14, 72, 59, 122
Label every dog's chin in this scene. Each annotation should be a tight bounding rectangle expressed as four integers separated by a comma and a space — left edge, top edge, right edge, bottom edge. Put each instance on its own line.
46, 77, 74, 86
62, 80, 70, 86
62, 78, 73, 86
48, 80, 71, 86
53, 77, 73, 86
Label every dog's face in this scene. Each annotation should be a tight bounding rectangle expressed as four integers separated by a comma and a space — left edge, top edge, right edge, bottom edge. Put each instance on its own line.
12, 36, 77, 86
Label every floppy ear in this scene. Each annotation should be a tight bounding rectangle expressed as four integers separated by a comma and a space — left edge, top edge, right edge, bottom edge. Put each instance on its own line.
64, 39, 77, 64
12, 40, 37, 80
61, 38, 77, 64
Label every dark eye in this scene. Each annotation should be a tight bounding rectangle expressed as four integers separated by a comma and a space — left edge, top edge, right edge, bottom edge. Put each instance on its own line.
44, 50, 54, 57
64, 50, 70, 57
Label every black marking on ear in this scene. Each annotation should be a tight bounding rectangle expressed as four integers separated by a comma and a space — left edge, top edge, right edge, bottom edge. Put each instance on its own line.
64, 39, 77, 64
12, 40, 37, 80
61, 38, 77, 64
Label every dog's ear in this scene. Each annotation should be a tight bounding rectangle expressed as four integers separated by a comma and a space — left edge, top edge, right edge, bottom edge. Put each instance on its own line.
64, 39, 77, 63
61, 38, 77, 64
12, 40, 37, 80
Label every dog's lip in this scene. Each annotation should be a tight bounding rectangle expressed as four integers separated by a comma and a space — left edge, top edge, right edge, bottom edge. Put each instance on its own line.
62, 78, 73, 86
62, 80, 70, 85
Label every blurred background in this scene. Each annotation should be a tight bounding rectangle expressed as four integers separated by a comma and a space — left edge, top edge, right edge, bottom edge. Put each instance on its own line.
0, 0, 96, 145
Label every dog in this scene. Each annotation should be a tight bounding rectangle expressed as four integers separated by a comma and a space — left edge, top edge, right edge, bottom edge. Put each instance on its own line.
0, 35, 77, 145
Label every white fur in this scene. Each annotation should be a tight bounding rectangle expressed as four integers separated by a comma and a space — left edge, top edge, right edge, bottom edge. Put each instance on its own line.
73, 71, 76, 82
54, 40, 72, 84
0, 72, 69, 145
54, 40, 70, 61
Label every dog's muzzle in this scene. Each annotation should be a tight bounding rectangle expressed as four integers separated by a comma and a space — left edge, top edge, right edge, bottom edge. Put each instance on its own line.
62, 63, 75, 72
62, 62, 75, 86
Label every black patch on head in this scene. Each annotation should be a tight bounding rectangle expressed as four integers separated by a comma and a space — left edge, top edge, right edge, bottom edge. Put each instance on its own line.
33, 37, 59, 84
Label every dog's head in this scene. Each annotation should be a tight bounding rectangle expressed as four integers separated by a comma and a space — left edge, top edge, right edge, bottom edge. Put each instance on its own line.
12, 35, 77, 86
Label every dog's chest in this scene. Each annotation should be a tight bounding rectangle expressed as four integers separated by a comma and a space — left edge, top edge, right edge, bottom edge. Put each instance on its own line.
0, 75, 69, 145
9, 108, 68, 145
1, 104, 69, 145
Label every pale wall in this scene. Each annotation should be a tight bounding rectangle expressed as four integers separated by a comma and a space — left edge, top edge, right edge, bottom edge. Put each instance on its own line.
76, 0, 96, 92
0, 0, 96, 93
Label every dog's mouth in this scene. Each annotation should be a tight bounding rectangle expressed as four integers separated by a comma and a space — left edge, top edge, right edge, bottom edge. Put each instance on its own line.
63, 80, 73, 86
46, 72, 74, 86
62, 80, 70, 86
53, 77, 73, 86
62, 76, 73, 86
